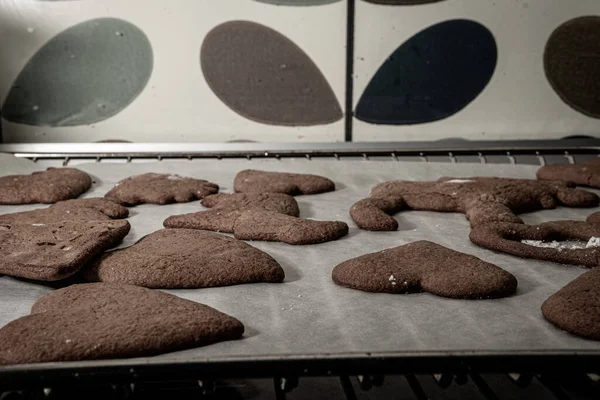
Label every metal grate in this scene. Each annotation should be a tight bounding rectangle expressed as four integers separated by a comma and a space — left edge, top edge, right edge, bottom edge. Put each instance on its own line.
2, 138, 600, 165
2, 373, 599, 399
12, 147, 600, 168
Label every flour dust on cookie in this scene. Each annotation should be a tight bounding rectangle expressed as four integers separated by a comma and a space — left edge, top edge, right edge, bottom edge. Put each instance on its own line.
471, 216, 600, 267
522, 237, 600, 252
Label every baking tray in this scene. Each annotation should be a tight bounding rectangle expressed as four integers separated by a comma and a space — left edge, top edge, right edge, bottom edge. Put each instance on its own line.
1, 151, 600, 385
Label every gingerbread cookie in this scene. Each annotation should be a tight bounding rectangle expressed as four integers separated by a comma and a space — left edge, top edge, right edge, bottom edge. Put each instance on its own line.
234, 169, 335, 195
0, 283, 244, 365
332, 241, 517, 299
351, 177, 599, 230
537, 159, 600, 189
0, 198, 128, 225
588, 211, 600, 225
0, 168, 92, 204
84, 229, 284, 288
470, 213, 600, 267
105, 173, 219, 205
0, 220, 130, 281
163, 193, 299, 233
233, 210, 348, 245
542, 268, 600, 341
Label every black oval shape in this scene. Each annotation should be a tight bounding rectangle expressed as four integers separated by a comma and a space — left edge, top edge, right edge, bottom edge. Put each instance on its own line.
355, 19, 497, 125
544, 16, 600, 119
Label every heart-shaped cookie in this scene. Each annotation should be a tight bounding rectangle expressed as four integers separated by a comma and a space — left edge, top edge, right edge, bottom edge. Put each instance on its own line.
332, 241, 517, 299
84, 228, 285, 288
0, 283, 244, 365
542, 268, 600, 341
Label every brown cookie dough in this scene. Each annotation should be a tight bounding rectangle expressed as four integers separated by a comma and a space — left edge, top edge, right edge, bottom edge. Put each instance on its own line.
0, 198, 128, 224
163, 193, 299, 233
470, 214, 600, 267
233, 210, 348, 245
588, 211, 600, 225
332, 241, 517, 299
0, 168, 92, 205
234, 169, 335, 195
542, 268, 600, 341
537, 159, 600, 189
349, 197, 405, 231
351, 177, 599, 230
105, 173, 219, 205
0, 220, 130, 281
84, 228, 284, 288
0, 283, 244, 365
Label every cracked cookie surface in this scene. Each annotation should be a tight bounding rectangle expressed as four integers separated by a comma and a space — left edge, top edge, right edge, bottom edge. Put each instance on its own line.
0, 220, 130, 281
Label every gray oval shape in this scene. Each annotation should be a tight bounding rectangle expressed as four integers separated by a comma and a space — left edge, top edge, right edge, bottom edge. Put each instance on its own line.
2, 18, 153, 127
201, 21, 342, 126
253, 0, 341, 5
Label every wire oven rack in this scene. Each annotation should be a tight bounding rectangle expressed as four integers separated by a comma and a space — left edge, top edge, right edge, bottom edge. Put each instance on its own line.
1, 139, 600, 400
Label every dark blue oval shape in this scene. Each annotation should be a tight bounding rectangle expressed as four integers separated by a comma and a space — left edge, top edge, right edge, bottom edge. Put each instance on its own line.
355, 19, 497, 125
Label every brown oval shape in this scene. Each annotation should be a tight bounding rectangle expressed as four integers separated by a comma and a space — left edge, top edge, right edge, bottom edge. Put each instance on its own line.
201, 21, 342, 126
362, 0, 446, 4
544, 16, 600, 118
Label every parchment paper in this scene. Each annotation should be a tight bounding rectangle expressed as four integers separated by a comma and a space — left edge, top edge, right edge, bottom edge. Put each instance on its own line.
1, 156, 599, 369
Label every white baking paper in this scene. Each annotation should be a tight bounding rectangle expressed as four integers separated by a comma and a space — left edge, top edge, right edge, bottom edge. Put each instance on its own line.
1, 156, 599, 370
